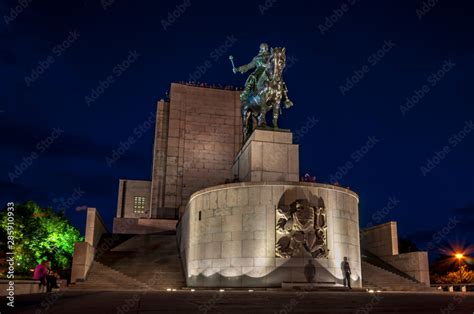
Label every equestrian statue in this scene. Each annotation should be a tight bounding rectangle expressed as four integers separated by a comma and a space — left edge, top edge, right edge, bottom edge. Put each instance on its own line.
229, 43, 294, 142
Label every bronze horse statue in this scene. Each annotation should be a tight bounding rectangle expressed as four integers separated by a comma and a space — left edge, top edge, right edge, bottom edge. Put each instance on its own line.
231, 45, 293, 142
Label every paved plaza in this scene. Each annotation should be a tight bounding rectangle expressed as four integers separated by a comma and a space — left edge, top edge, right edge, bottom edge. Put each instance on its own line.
7, 290, 474, 313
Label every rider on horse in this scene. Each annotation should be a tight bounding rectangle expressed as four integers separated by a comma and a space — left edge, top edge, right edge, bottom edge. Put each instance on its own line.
233, 43, 271, 105
231, 43, 294, 141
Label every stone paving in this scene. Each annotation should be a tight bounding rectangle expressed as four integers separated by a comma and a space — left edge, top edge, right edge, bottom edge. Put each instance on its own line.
6, 290, 474, 314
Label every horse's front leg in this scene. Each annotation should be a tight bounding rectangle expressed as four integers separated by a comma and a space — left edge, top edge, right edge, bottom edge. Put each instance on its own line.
258, 111, 267, 128
272, 103, 280, 129
282, 82, 293, 108
242, 105, 253, 143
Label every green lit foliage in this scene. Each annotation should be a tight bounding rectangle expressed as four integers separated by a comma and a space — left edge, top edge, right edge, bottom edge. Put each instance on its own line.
0, 201, 83, 275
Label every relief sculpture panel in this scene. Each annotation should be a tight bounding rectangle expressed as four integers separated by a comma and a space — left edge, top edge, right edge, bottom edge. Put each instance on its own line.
275, 198, 328, 258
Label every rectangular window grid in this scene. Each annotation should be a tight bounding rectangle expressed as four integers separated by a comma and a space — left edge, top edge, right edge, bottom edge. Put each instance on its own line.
133, 196, 146, 214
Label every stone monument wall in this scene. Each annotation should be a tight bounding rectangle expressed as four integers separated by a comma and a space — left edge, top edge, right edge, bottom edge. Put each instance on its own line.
179, 182, 361, 288
150, 83, 242, 218
116, 179, 152, 219
361, 221, 430, 286
115, 83, 242, 231
361, 221, 399, 256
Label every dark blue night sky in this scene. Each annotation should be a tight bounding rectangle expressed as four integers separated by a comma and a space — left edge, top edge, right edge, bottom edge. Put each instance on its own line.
1, 0, 473, 257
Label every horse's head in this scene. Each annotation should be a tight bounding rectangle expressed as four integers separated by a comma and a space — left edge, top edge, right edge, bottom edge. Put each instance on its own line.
270, 47, 286, 80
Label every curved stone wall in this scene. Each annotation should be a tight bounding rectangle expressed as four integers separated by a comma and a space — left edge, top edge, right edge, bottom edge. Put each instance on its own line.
178, 182, 360, 288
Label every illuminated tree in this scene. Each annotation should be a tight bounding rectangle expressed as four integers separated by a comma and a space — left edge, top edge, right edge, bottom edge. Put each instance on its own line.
0, 201, 83, 276
433, 265, 474, 284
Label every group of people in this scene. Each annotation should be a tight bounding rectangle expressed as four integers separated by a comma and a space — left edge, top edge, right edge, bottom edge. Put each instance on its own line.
33, 257, 352, 291
177, 81, 242, 91
33, 260, 60, 292
300, 173, 317, 183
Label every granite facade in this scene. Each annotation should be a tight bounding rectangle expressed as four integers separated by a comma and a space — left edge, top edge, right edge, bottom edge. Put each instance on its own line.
179, 182, 361, 288
114, 83, 242, 232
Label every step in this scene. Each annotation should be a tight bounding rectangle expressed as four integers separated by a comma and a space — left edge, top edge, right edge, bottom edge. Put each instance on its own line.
362, 260, 432, 292
73, 233, 186, 291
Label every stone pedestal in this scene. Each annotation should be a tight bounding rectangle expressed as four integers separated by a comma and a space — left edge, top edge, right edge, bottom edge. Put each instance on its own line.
231, 129, 299, 182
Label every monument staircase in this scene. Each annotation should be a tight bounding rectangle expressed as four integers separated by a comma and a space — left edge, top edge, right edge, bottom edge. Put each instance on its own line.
70, 232, 185, 291
361, 249, 433, 291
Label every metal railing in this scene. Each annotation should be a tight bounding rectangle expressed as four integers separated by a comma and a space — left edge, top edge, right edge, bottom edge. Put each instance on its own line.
431, 283, 474, 292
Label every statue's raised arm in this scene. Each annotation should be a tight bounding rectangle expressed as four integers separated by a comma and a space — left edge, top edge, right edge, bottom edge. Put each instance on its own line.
233, 57, 256, 74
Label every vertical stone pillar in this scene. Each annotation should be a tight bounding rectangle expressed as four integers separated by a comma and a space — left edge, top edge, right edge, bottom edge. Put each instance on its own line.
231, 129, 299, 182
150, 100, 170, 218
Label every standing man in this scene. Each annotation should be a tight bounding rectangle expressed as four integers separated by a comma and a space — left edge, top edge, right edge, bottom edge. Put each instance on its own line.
342, 257, 352, 289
